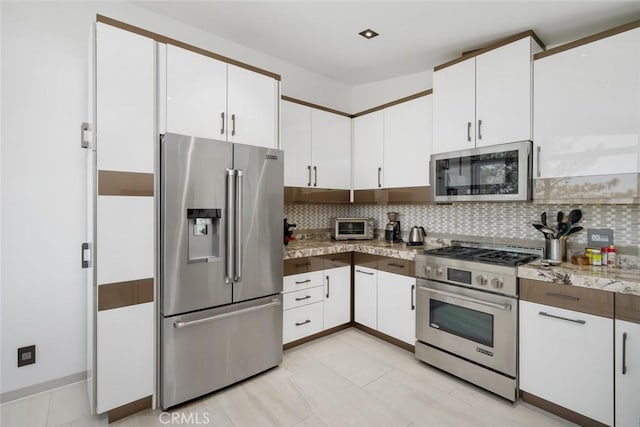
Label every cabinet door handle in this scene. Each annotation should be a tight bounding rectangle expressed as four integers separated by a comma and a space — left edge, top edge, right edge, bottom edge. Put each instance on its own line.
477, 119, 482, 140
231, 114, 236, 136
326, 275, 330, 298
356, 269, 374, 275
467, 121, 472, 142
295, 295, 311, 301
537, 146, 541, 178
538, 311, 586, 325
622, 332, 628, 375
377, 167, 382, 188
313, 166, 318, 187
295, 319, 311, 326
388, 262, 405, 269
220, 112, 225, 135
411, 284, 415, 310
544, 292, 580, 301
295, 279, 311, 284
307, 165, 312, 187
294, 262, 310, 268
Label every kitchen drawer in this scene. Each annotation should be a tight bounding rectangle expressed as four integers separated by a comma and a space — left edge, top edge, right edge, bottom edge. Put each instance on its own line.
283, 257, 324, 276
283, 301, 323, 344
283, 286, 324, 310
616, 292, 640, 324
283, 270, 324, 293
353, 253, 384, 269
520, 279, 613, 318
377, 258, 415, 277
322, 252, 351, 270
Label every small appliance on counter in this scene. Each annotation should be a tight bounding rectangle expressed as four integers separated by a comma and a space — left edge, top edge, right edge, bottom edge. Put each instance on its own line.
385, 212, 402, 243
331, 217, 374, 240
407, 226, 426, 246
531, 209, 583, 262
284, 218, 297, 246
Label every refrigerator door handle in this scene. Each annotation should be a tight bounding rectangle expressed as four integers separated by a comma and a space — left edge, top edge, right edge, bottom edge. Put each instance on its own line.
226, 169, 236, 283
173, 298, 282, 328
234, 170, 243, 281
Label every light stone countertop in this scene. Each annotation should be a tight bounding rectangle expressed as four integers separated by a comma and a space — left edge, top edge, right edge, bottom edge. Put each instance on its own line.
283, 239, 441, 261
518, 260, 640, 295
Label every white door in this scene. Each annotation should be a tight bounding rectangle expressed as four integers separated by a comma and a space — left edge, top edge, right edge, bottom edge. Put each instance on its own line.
432, 59, 475, 153
534, 28, 640, 178
227, 64, 278, 148
383, 96, 432, 187
323, 266, 351, 330
377, 271, 416, 344
281, 101, 312, 187
354, 266, 377, 329
353, 111, 384, 189
312, 109, 351, 189
166, 45, 227, 140
475, 37, 532, 147
616, 319, 640, 427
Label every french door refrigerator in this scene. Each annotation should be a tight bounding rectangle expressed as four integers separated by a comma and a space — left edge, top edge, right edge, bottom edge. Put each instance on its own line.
160, 133, 283, 409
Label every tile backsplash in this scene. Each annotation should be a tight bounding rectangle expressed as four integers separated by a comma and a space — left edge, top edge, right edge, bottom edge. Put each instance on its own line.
284, 203, 640, 251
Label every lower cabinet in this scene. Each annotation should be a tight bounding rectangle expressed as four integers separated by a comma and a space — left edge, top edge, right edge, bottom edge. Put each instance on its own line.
354, 266, 378, 329
324, 266, 351, 330
377, 271, 416, 345
519, 279, 614, 426
283, 301, 324, 344
615, 293, 640, 427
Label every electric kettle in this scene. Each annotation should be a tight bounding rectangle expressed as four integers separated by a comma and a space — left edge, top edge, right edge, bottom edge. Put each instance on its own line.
407, 226, 426, 246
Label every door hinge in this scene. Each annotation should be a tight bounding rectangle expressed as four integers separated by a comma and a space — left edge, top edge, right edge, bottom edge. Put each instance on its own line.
81, 242, 92, 268
81, 122, 92, 149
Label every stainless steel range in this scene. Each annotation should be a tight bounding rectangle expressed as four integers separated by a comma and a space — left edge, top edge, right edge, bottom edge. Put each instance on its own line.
414, 242, 541, 401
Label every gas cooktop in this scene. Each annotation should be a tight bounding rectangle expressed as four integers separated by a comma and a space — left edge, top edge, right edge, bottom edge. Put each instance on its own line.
424, 245, 539, 267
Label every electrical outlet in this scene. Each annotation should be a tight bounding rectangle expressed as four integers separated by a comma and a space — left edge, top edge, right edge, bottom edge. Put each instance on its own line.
18, 345, 36, 367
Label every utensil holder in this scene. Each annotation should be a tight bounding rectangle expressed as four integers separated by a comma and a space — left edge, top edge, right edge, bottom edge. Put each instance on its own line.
546, 239, 566, 262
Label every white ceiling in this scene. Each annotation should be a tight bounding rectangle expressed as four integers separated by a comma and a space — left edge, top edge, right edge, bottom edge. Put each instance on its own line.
134, 1, 640, 86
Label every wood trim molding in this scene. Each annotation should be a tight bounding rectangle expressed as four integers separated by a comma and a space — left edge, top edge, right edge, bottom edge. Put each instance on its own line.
352, 323, 415, 352
351, 90, 433, 118
108, 395, 152, 423
281, 96, 351, 118
353, 186, 433, 204
98, 279, 154, 311
284, 187, 351, 204
616, 293, 640, 324
98, 170, 154, 197
520, 391, 608, 427
520, 278, 614, 318
434, 30, 544, 72
534, 18, 640, 60
96, 14, 281, 81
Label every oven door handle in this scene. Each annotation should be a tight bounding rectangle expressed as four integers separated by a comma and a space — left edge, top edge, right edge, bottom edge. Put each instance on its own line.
418, 285, 512, 311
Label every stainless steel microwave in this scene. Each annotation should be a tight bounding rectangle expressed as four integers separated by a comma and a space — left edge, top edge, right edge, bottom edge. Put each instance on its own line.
331, 218, 374, 240
430, 140, 532, 203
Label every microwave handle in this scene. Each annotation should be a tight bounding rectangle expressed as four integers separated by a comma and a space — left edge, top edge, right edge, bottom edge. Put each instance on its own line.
536, 146, 541, 177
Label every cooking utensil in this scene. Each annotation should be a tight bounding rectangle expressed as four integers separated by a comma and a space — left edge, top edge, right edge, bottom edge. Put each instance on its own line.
541, 212, 547, 227
408, 226, 426, 246
556, 211, 565, 235
567, 209, 582, 224
532, 223, 555, 239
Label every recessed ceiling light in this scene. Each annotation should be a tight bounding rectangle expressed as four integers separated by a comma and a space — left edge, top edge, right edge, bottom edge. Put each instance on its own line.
359, 29, 379, 39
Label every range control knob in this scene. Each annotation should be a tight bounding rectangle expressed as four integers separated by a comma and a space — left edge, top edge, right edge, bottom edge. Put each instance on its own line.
436, 267, 444, 277
491, 277, 504, 289
476, 275, 488, 286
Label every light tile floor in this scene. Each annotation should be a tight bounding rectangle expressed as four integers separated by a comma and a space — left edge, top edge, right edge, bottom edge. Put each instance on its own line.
1, 328, 576, 426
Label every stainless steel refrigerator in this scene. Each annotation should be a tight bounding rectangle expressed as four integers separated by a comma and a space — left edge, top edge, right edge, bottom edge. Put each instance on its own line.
160, 133, 283, 409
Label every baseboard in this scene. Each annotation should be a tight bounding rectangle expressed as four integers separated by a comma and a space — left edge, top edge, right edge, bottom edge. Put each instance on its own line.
520, 390, 609, 427
283, 323, 351, 350
0, 371, 87, 404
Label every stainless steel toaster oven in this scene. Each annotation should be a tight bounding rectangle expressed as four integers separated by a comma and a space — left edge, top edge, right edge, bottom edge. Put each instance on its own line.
331, 218, 374, 240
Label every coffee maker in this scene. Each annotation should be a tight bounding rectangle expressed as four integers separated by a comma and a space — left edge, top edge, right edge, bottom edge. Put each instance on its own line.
385, 212, 402, 243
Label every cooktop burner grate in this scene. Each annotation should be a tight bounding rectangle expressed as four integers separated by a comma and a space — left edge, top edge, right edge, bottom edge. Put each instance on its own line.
424, 246, 539, 267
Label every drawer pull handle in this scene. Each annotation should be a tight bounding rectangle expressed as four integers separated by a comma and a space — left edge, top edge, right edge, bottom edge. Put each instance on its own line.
294, 262, 311, 268
539, 311, 586, 325
545, 292, 580, 301
295, 279, 311, 284
622, 332, 628, 375
356, 269, 374, 275
388, 262, 405, 269
295, 295, 311, 301
295, 320, 311, 326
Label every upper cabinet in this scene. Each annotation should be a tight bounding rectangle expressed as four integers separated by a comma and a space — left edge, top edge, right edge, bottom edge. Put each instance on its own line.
281, 100, 351, 189
165, 45, 278, 148
534, 27, 640, 179
353, 95, 432, 190
433, 36, 541, 153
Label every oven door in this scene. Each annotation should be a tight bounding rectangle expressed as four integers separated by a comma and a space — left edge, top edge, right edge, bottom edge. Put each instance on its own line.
416, 279, 517, 376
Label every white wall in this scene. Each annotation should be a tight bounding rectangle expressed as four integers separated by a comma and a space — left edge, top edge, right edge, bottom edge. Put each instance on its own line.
351, 70, 433, 113
0, 1, 350, 395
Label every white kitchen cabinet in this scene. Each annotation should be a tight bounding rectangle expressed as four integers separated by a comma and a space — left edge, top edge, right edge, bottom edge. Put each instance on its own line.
520, 300, 613, 425
323, 266, 351, 330
534, 28, 640, 178
281, 101, 351, 189
353, 111, 384, 190
433, 36, 539, 154
354, 266, 378, 329
383, 96, 432, 187
165, 45, 278, 148
377, 271, 416, 345
283, 301, 324, 344
615, 293, 640, 427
